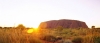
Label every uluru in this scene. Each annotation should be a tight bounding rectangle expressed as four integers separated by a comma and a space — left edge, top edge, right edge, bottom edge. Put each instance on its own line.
38, 19, 88, 29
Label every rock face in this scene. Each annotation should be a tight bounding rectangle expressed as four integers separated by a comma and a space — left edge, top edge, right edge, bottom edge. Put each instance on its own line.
38, 19, 88, 29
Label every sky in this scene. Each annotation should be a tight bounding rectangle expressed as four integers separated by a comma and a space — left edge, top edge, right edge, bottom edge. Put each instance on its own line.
0, 0, 100, 28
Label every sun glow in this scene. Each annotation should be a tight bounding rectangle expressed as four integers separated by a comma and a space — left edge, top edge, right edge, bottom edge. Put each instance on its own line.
27, 28, 38, 34
33, 28, 38, 30
27, 29, 34, 33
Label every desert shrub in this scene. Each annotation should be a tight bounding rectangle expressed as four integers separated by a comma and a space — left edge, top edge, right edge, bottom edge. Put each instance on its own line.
94, 36, 100, 43
72, 37, 83, 43
40, 35, 57, 42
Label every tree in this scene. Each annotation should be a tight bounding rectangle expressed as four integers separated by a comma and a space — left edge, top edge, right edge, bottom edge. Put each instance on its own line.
91, 26, 95, 29
16, 24, 26, 30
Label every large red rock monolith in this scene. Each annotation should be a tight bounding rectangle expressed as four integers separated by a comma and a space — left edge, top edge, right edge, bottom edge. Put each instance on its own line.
38, 19, 88, 29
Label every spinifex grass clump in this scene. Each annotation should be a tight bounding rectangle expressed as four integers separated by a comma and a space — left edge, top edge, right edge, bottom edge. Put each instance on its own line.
83, 35, 94, 43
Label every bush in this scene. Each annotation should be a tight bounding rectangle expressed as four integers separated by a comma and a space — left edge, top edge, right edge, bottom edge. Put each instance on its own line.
94, 36, 100, 43
41, 35, 57, 42
72, 37, 83, 43
16, 24, 26, 31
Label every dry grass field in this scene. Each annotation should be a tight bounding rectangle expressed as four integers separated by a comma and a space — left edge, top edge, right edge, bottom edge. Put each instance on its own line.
0, 27, 100, 43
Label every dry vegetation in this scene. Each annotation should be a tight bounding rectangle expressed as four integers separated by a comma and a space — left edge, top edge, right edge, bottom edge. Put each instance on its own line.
39, 28, 100, 43
0, 28, 42, 43
0, 26, 100, 43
